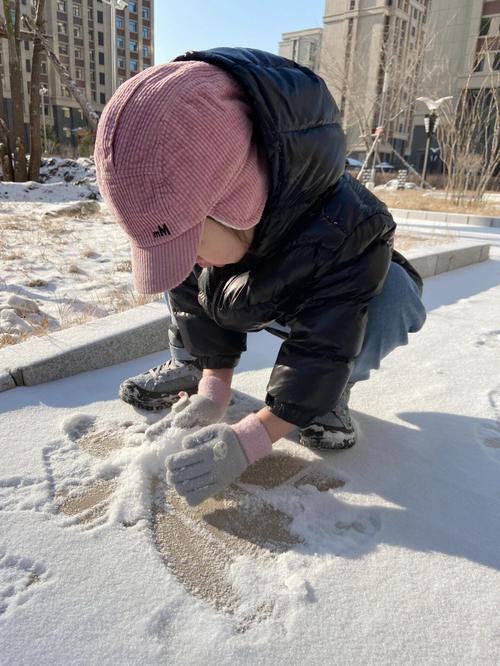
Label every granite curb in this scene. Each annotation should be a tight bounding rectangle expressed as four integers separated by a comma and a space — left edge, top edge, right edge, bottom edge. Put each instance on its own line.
390, 207, 500, 228
0, 241, 491, 393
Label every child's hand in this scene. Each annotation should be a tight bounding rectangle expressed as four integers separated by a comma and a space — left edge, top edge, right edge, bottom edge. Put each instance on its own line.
169, 391, 226, 429
165, 423, 250, 506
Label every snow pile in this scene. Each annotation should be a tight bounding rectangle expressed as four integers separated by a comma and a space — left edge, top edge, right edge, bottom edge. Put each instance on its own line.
0, 157, 100, 203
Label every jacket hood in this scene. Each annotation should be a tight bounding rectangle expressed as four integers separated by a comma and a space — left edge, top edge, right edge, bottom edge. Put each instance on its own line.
174, 47, 346, 257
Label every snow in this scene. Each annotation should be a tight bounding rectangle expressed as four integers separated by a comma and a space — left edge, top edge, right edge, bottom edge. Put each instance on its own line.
0, 158, 456, 347
0, 158, 153, 346
1, 239, 500, 663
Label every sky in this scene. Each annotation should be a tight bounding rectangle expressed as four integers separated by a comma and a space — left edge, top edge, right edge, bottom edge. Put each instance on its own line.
153, 1, 325, 65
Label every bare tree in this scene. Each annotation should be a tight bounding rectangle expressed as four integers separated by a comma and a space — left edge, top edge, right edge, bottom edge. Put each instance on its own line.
27, 0, 45, 181
436, 41, 500, 206
1, 0, 27, 181
319, 12, 442, 162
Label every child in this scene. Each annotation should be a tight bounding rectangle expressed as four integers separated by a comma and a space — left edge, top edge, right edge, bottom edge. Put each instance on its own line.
95, 47, 426, 507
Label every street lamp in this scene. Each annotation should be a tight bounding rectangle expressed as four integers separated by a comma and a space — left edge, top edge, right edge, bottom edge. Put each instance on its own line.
416, 96, 453, 188
39, 84, 48, 154
103, 0, 128, 96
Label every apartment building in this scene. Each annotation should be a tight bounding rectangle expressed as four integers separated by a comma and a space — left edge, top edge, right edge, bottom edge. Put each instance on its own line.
279, 28, 322, 73
280, 1, 499, 168
317, 0, 430, 161
0, 0, 153, 147
409, 0, 500, 168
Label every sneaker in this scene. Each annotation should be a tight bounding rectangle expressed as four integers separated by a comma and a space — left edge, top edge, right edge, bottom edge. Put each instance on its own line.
119, 358, 202, 411
299, 383, 356, 450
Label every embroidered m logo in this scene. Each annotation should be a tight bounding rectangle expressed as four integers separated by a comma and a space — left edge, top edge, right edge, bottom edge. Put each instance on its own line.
153, 224, 171, 238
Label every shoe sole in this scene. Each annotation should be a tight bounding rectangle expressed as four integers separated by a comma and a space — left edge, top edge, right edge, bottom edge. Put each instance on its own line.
299, 435, 356, 450
119, 385, 198, 412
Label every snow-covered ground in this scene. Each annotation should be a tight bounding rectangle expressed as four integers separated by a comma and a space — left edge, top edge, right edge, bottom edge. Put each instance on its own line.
0, 158, 153, 347
0, 159, 460, 348
1, 246, 499, 664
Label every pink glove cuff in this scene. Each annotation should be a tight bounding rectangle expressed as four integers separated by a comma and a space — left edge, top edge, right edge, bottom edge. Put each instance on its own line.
232, 413, 273, 464
197, 375, 232, 409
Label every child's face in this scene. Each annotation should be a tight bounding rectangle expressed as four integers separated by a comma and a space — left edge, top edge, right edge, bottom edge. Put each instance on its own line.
196, 217, 255, 268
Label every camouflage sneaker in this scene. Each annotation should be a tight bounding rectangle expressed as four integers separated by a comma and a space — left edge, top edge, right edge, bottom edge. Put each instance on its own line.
119, 358, 202, 411
299, 383, 356, 450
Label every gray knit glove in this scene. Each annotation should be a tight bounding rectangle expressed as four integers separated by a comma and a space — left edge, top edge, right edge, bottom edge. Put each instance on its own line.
169, 392, 226, 429
165, 423, 250, 506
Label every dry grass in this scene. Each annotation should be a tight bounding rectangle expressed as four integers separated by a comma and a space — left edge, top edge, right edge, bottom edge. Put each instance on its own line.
377, 190, 500, 217
0, 315, 50, 350
103, 286, 158, 312
24, 277, 49, 288
63, 263, 85, 275
80, 246, 99, 259
113, 260, 132, 273
394, 233, 451, 252
2, 251, 24, 261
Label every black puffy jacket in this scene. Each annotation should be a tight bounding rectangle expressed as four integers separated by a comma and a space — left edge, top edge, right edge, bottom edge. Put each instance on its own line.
169, 47, 423, 428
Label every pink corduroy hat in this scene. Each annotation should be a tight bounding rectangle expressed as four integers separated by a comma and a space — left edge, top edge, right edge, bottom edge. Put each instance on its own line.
94, 60, 269, 293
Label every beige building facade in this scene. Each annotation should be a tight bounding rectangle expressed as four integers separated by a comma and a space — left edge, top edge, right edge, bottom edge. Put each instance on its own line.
280, 0, 500, 169
318, 0, 430, 161
410, 0, 500, 169
279, 28, 322, 73
0, 0, 154, 147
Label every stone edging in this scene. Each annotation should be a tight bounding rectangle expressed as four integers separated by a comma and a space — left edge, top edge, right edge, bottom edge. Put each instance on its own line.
0, 241, 491, 393
390, 207, 500, 228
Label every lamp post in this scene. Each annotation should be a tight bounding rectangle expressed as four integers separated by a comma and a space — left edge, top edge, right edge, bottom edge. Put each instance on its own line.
421, 111, 439, 185
416, 96, 453, 188
103, 0, 128, 96
39, 84, 48, 154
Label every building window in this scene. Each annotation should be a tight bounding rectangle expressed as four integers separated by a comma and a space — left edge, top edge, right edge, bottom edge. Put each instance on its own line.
130, 60, 138, 72
76, 67, 83, 79
90, 49, 95, 61
118, 56, 125, 68
57, 1, 66, 11
98, 52, 105, 65
75, 47, 82, 59
62, 106, 71, 118
74, 25, 82, 38
118, 77, 125, 86
98, 31, 104, 46
59, 43, 68, 55
26, 58, 31, 72
130, 39, 137, 52
129, 19, 137, 32
128, 1, 137, 13
117, 36, 125, 48
473, 56, 484, 73
143, 26, 149, 39
349, 0, 355, 9
493, 52, 500, 71
116, 16, 124, 28
57, 21, 67, 35
411, 25, 416, 36
90, 71, 95, 82
97, 10, 103, 23
142, 45, 148, 57
142, 7, 149, 19
74, 3, 81, 18
479, 18, 491, 37
100, 92, 106, 104
88, 7, 93, 20
41, 62, 47, 74
24, 39, 30, 50
63, 127, 72, 139
99, 72, 105, 85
